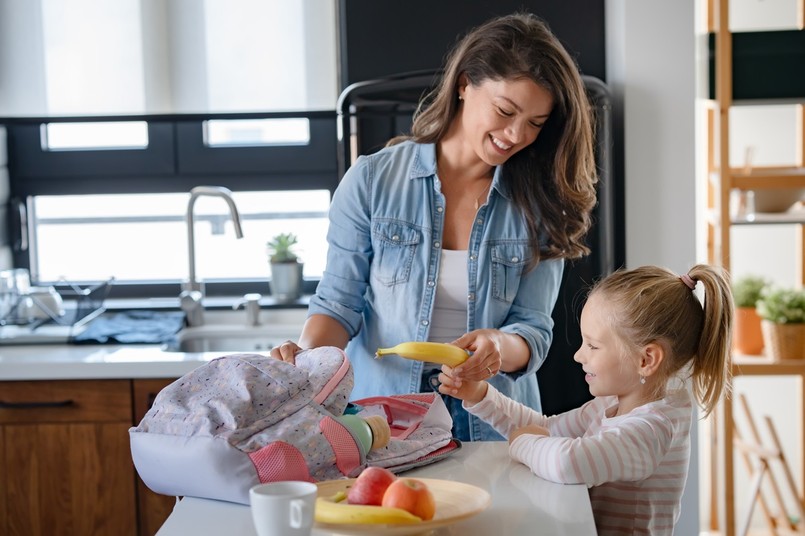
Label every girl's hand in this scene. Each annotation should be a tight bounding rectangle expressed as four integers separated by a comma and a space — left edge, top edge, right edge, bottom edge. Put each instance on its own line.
451, 329, 503, 381
508, 424, 550, 445
438, 365, 488, 405
269, 340, 302, 364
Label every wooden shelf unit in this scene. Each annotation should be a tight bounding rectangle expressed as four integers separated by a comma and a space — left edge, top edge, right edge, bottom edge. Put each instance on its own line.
705, 1, 805, 534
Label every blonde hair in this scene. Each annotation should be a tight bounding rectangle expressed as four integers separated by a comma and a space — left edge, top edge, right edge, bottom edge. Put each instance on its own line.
389, 12, 597, 266
590, 264, 733, 416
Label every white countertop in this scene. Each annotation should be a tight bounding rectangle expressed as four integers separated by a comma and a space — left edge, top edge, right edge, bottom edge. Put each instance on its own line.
156, 441, 598, 536
0, 344, 227, 380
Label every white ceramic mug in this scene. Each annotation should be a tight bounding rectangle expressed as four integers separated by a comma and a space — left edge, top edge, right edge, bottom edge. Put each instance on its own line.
249, 481, 317, 536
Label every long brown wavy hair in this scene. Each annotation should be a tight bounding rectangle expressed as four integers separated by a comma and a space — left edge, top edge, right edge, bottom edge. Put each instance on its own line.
391, 12, 598, 265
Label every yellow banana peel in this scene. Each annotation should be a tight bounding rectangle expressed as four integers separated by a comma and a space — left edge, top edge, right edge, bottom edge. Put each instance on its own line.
375, 341, 469, 367
314, 495, 423, 525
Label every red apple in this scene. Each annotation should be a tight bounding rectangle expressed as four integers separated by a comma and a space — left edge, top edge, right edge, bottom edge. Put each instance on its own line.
347, 466, 397, 506
381, 478, 436, 521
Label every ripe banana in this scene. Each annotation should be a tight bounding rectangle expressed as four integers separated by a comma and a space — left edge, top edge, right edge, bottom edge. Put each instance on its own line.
376, 341, 469, 367
315, 494, 423, 525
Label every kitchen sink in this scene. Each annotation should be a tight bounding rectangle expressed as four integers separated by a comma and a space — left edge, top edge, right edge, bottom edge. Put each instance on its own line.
165, 324, 299, 353
163, 309, 305, 353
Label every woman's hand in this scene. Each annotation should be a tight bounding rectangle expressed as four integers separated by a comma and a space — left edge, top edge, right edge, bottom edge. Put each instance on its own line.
269, 340, 302, 365
438, 365, 488, 405
451, 328, 531, 378
508, 424, 550, 445
450, 329, 504, 381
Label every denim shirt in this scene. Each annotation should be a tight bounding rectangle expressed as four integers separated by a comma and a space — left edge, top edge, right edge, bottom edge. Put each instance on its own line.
309, 141, 564, 440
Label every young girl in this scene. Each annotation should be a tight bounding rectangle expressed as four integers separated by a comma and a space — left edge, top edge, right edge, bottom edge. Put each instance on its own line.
439, 264, 733, 535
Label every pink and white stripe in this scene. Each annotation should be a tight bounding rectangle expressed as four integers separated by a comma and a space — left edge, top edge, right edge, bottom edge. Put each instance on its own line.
468, 386, 693, 535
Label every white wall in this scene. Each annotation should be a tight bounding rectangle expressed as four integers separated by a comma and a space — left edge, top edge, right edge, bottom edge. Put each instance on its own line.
605, 1, 698, 534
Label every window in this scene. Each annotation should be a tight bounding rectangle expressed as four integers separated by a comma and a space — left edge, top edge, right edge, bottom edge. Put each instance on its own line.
8, 113, 339, 297
1, 1, 340, 298
29, 190, 330, 285
204, 119, 311, 148
0, 0, 337, 116
43, 122, 149, 151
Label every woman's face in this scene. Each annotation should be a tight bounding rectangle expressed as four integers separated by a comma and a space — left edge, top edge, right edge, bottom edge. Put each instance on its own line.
457, 76, 554, 167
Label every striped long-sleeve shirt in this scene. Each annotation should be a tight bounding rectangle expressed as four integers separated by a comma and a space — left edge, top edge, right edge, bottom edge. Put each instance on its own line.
466, 385, 693, 535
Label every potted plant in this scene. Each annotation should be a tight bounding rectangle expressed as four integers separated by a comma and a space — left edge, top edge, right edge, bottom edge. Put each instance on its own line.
732, 275, 768, 356
266, 233, 304, 303
756, 286, 805, 361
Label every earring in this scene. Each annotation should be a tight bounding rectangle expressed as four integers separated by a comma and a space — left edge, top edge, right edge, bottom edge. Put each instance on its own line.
458, 95, 463, 101
639, 375, 646, 385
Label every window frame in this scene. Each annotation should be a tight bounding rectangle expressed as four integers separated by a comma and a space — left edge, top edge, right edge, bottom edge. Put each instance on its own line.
3, 111, 339, 299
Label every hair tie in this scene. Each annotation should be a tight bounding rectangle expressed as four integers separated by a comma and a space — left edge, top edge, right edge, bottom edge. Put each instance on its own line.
679, 273, 696, 290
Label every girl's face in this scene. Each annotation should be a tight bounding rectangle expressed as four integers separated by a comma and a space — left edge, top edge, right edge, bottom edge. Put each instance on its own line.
457, 76, 554, 167
574, 294, 644, 404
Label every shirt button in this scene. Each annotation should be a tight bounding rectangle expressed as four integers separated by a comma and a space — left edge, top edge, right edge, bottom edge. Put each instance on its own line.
470, 254, 477, 261
468, 293, 475, 301
511, 256, 519, 262
433, 241, 440, 248
391, 235, 400, 241
421, 320, 429, 326
476, 218, 483, 225
427, 280, 435, 287
437, 206, 444, 213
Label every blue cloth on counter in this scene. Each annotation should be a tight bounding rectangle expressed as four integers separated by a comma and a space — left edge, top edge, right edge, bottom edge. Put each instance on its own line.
71, 310, 186, 344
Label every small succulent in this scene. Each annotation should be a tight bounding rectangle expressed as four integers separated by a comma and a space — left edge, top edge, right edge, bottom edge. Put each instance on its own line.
266, 233, 300, 263
732, 275, 769, 308
756, 286, 805, 324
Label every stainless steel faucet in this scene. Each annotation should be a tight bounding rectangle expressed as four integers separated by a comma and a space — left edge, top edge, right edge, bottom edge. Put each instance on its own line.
181, 186, 244, 327
234, 293, 262, 327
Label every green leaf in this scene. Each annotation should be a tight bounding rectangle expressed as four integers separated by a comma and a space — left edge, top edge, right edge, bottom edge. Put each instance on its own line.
266, 232, 300, 263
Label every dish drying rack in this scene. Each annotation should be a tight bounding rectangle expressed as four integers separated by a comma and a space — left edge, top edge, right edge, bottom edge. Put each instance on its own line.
56, 278, 114, 325
19, 278, 114, 331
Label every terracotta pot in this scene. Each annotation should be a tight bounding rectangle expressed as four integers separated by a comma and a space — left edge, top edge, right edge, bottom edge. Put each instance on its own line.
761, 320, 805, 361
733, 306, 764, 356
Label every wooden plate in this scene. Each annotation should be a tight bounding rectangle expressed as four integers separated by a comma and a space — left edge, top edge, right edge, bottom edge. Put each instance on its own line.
315, 478, 491, 535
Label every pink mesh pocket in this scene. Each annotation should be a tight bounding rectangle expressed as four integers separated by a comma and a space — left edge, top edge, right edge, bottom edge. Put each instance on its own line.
320, 416, 362, 476
249, 441, 312, 483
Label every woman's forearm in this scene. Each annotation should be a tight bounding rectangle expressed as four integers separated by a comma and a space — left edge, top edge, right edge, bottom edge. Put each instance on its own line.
298, 314, 351, 350
499, 331, 530, 372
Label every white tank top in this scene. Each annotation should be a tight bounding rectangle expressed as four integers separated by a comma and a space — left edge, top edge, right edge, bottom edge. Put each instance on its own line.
428, 248, 469, 346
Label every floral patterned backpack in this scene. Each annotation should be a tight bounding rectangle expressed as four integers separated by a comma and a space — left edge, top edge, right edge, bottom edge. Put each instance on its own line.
129, 347, 459, 504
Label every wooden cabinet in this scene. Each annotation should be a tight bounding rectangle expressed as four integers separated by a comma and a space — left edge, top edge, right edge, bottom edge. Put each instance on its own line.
132, 378, 178, 536
0, 377, 180, 536
706, 0, 805, 534
0, 380, 136, 536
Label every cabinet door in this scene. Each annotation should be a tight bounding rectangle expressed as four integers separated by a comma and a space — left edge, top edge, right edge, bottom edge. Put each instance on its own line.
132, 378, 178, 536
0, 380, 135, 536
0, 426, 6, 528
3, 422, 136, 536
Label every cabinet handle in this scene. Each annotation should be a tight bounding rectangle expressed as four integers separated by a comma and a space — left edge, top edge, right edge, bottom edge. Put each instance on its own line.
0, 399, 74, 409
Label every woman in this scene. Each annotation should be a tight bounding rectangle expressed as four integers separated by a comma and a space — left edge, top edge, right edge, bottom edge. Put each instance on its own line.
271, 12, 598, 441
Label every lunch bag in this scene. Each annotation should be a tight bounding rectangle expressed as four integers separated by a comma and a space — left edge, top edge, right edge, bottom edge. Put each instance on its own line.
129, 347, 459, 504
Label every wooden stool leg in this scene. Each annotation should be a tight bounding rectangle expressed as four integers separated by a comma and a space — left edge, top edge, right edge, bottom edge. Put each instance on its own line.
740, 461, 771, 536
763, 415, 805, 531
734, 422, 778, 532
738, 394, 796, 530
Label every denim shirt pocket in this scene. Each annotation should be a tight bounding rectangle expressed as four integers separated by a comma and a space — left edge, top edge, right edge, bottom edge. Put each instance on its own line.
491, 241, 531, 303
371, 220, 421, 286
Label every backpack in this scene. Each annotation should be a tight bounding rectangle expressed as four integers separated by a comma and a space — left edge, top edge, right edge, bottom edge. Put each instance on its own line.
129, 347, 458, 504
